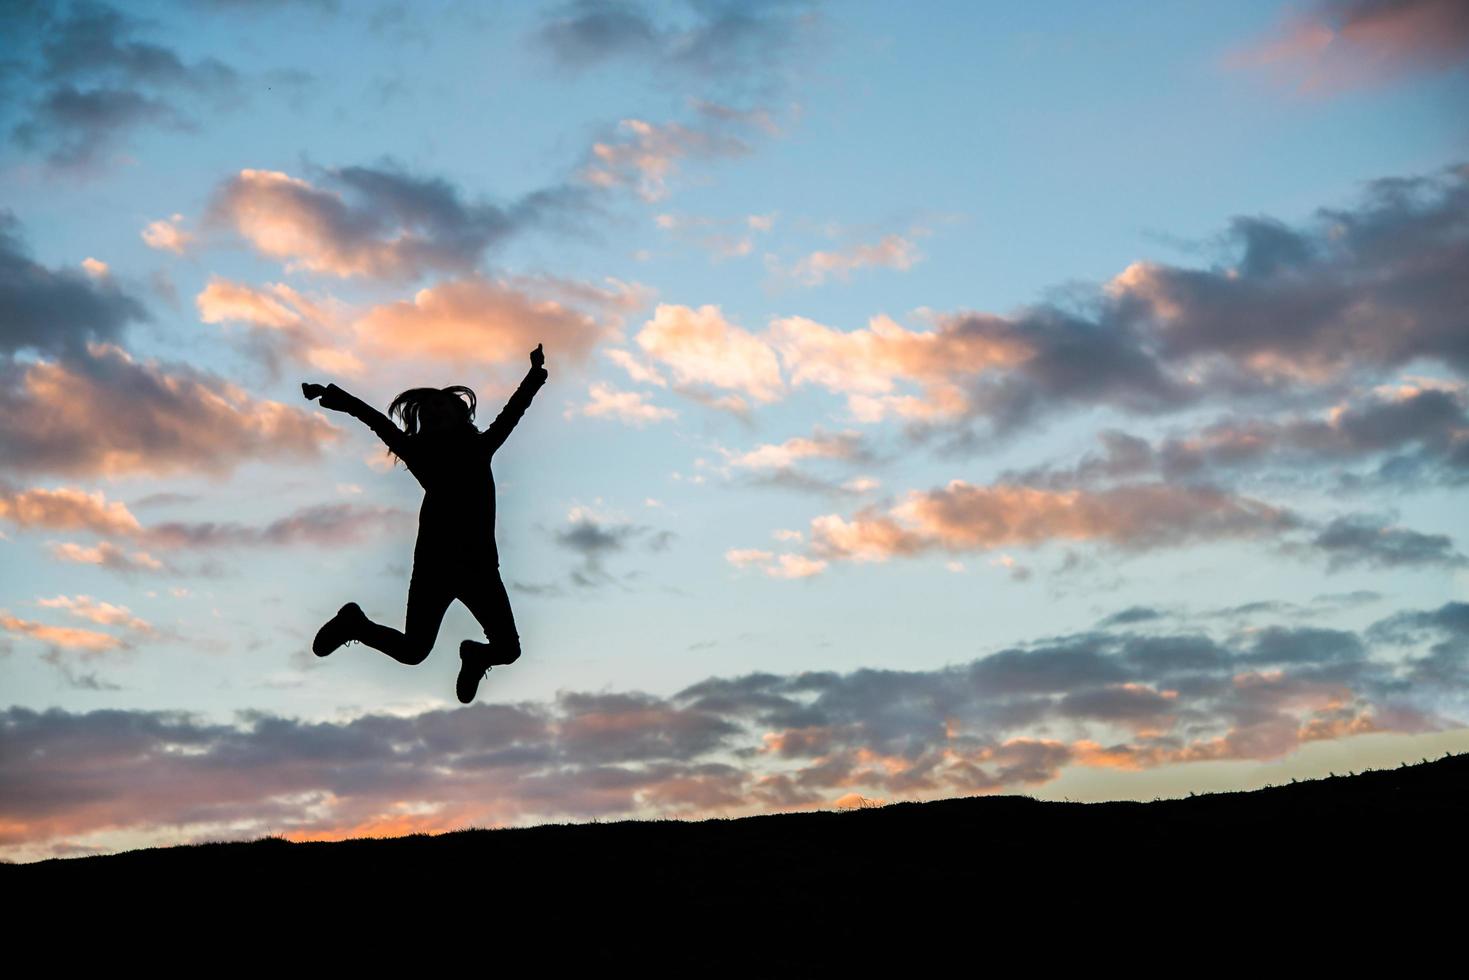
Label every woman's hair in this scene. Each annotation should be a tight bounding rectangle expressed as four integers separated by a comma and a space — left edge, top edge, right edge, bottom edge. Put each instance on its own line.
387, 385, 477, 447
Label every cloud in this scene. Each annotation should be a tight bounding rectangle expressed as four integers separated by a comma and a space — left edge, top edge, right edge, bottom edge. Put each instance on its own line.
723, 430, 866, 470
786, 233, 923, 286
196, 277, 323, 331
726, 548, 826, 579
571, 383, 678, 426
536, 1, 661, 69
0, 484, 142, 535
208, 165, 578, 280
36, 594, 151, 633
0, 613, 122, 654
141, 213, 192, 253
768, 312, 1033, 424
743, 165, 1469, 441
535, 0, 819, 96
604, 347, 668, 386
1229, 0, 1469, 93
653, 211, 774, 259
1106, 168, 1469, 381
635, 304, 783, 404
4, 600, 1462, 858
550, 505, 675, 587
0, 212, 148, 357
582, 117, 752, 202
1008, 383, 1469, 489
0, 478, 407, 568
195, 277, 360, 376
4, 2, 240, 171
354, 275, 622, 366
1305, 514, 1467, 571
766, 553, 827, 579
725, 548, 774, 567
788, 476, 1460, 576
47, 540, 165, 573
140, 502, 412, 550
799, 481, 1301, 568
0, 343, 340, 478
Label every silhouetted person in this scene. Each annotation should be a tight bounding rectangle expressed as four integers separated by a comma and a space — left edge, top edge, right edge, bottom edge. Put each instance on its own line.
303, 344, 548, 703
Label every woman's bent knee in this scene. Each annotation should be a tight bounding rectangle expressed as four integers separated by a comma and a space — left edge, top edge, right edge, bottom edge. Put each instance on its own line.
402, 642, 433, 666
492, 634, 521, 664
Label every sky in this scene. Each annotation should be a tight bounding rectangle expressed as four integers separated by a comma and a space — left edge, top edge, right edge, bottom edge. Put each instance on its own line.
1, 0, 1467, 862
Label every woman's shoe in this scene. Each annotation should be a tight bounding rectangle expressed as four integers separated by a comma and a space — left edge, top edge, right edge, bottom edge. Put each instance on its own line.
456, 641, 495, 703
313, 602, 366, 657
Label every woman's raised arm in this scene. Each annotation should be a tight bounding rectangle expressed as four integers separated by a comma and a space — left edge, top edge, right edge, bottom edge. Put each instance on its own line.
482, 345, 548, 454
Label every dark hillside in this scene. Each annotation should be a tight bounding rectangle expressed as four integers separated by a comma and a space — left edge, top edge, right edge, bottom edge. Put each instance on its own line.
8, 753, 1466, 951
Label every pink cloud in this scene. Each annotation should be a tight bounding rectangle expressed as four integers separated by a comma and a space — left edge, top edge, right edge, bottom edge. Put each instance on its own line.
1228, 0, 1469, 93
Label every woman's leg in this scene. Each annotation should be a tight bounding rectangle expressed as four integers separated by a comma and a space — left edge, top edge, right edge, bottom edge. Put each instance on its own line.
458, 564, 521, 665
356, 565, 455, 665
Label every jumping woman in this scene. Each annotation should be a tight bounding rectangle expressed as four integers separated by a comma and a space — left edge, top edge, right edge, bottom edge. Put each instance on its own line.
302, 343, 548, 704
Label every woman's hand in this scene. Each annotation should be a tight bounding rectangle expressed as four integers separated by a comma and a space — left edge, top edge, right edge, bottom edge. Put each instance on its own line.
303, 382, 349, 412
530, 343, 545, 370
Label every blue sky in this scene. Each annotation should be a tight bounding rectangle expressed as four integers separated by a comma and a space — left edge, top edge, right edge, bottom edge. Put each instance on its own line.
2, 0, 1467, 860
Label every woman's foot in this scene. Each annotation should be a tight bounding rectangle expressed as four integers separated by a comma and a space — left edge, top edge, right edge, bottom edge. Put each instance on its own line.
456, 641, 496, 703
313, 602, 366, 657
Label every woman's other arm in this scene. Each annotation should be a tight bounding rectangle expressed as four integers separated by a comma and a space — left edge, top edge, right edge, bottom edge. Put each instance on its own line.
482, 344, 548, 454
303, 381, 410, 458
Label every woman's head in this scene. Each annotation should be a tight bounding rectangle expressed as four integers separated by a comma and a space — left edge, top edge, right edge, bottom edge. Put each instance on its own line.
388, 385, 477, 437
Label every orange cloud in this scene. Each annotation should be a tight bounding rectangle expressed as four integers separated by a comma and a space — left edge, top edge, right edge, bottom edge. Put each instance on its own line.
0, 485, 141, 534
196, 277, 323, 330
141, 214, 192, 254
0, 344, 340, 478
635, 304, 783, 403
723, 431, 862, 470
37, 595, 151, 632
354, 276, 611, 365
572, 383, 677, 426
48, 541, 164, 572
769, 312, 1029, 421
810, 481, 1296, 563
0, 612, 121, 652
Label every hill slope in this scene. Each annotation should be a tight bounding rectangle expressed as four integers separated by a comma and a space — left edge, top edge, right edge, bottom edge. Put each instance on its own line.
7, 753, 1466, 948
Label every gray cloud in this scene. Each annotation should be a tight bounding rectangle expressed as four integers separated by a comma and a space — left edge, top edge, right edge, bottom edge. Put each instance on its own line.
4, 600, 1464, 858
1116, 165, 1469, 378
901, 165, 1469, 448
1304, 514, 1467, 572
0, 211, 148, 357
142, 503, 413, 550
1005, 387, 1469, 493
551, 510, 675, 588
4, 1, 241, 171
536, 0, 819, 96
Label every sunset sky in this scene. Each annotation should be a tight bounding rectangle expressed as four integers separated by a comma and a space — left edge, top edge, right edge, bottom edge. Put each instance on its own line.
2, 0, 1468, 862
